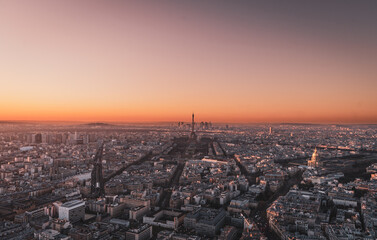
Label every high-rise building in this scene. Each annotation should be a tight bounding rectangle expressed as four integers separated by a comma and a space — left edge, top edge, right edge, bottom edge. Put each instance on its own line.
34, 133, 42, 144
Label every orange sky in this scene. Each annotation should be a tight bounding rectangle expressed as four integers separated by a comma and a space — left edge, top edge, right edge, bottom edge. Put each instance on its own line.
1, 1, 377, 123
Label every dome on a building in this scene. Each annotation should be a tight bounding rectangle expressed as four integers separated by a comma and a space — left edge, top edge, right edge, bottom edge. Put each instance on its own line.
311, 148, 319, 162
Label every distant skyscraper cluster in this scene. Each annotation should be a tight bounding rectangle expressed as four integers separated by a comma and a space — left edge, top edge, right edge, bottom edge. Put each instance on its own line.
177, 114, 212, 131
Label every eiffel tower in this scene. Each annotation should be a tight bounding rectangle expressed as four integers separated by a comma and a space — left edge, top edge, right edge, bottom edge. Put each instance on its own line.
190, 113, 197, 140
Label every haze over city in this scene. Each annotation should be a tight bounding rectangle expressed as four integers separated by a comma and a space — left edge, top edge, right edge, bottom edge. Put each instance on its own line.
1, 1, 377, 123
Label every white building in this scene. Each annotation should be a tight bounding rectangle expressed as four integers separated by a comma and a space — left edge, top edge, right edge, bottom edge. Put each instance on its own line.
58, 200, 85, 223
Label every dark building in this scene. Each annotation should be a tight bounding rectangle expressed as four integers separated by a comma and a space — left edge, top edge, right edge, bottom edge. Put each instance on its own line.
34, 133, 42, 143
125, 224, 152, 240
184, 208, 226, 237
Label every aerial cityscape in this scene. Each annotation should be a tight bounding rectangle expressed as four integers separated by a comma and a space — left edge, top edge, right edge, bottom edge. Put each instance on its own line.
1, 1, 377, 240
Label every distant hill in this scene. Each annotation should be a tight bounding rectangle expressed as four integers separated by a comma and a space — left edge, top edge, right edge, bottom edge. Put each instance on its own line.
83, 122, 114, 127
0, 121, 27, 124
278, 123, 324, 126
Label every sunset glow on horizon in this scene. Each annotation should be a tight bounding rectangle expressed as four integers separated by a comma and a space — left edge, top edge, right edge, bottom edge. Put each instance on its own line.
1, 1, 377, 124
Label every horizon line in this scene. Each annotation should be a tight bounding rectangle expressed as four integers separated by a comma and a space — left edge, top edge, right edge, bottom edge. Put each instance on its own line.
1, 119, 377, 125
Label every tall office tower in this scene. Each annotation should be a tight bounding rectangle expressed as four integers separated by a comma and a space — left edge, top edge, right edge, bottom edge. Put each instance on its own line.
190, 113, 197, 140
91, 144, 105, 197
269, 127, 272, 135
34, 133, 42, 143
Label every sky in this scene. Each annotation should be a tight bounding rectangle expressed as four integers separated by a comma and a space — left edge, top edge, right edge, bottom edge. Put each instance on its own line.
1, 0, 377, 123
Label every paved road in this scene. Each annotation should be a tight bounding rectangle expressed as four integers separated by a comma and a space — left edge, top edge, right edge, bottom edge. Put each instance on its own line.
157, 161, 186, 208
250, 171, 303, 239
103, 151, 153, 182
234, 155, 261, 185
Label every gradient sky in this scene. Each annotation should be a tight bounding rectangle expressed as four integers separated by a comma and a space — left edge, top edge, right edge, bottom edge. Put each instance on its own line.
1, 1, 377, 123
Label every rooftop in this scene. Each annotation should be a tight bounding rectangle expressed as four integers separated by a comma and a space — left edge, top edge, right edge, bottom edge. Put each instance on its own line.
61, 199, 85, 209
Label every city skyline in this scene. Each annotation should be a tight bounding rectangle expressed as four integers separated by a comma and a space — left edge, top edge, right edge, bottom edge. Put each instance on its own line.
1, 1, 377, 123
2, 2, 377, 239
